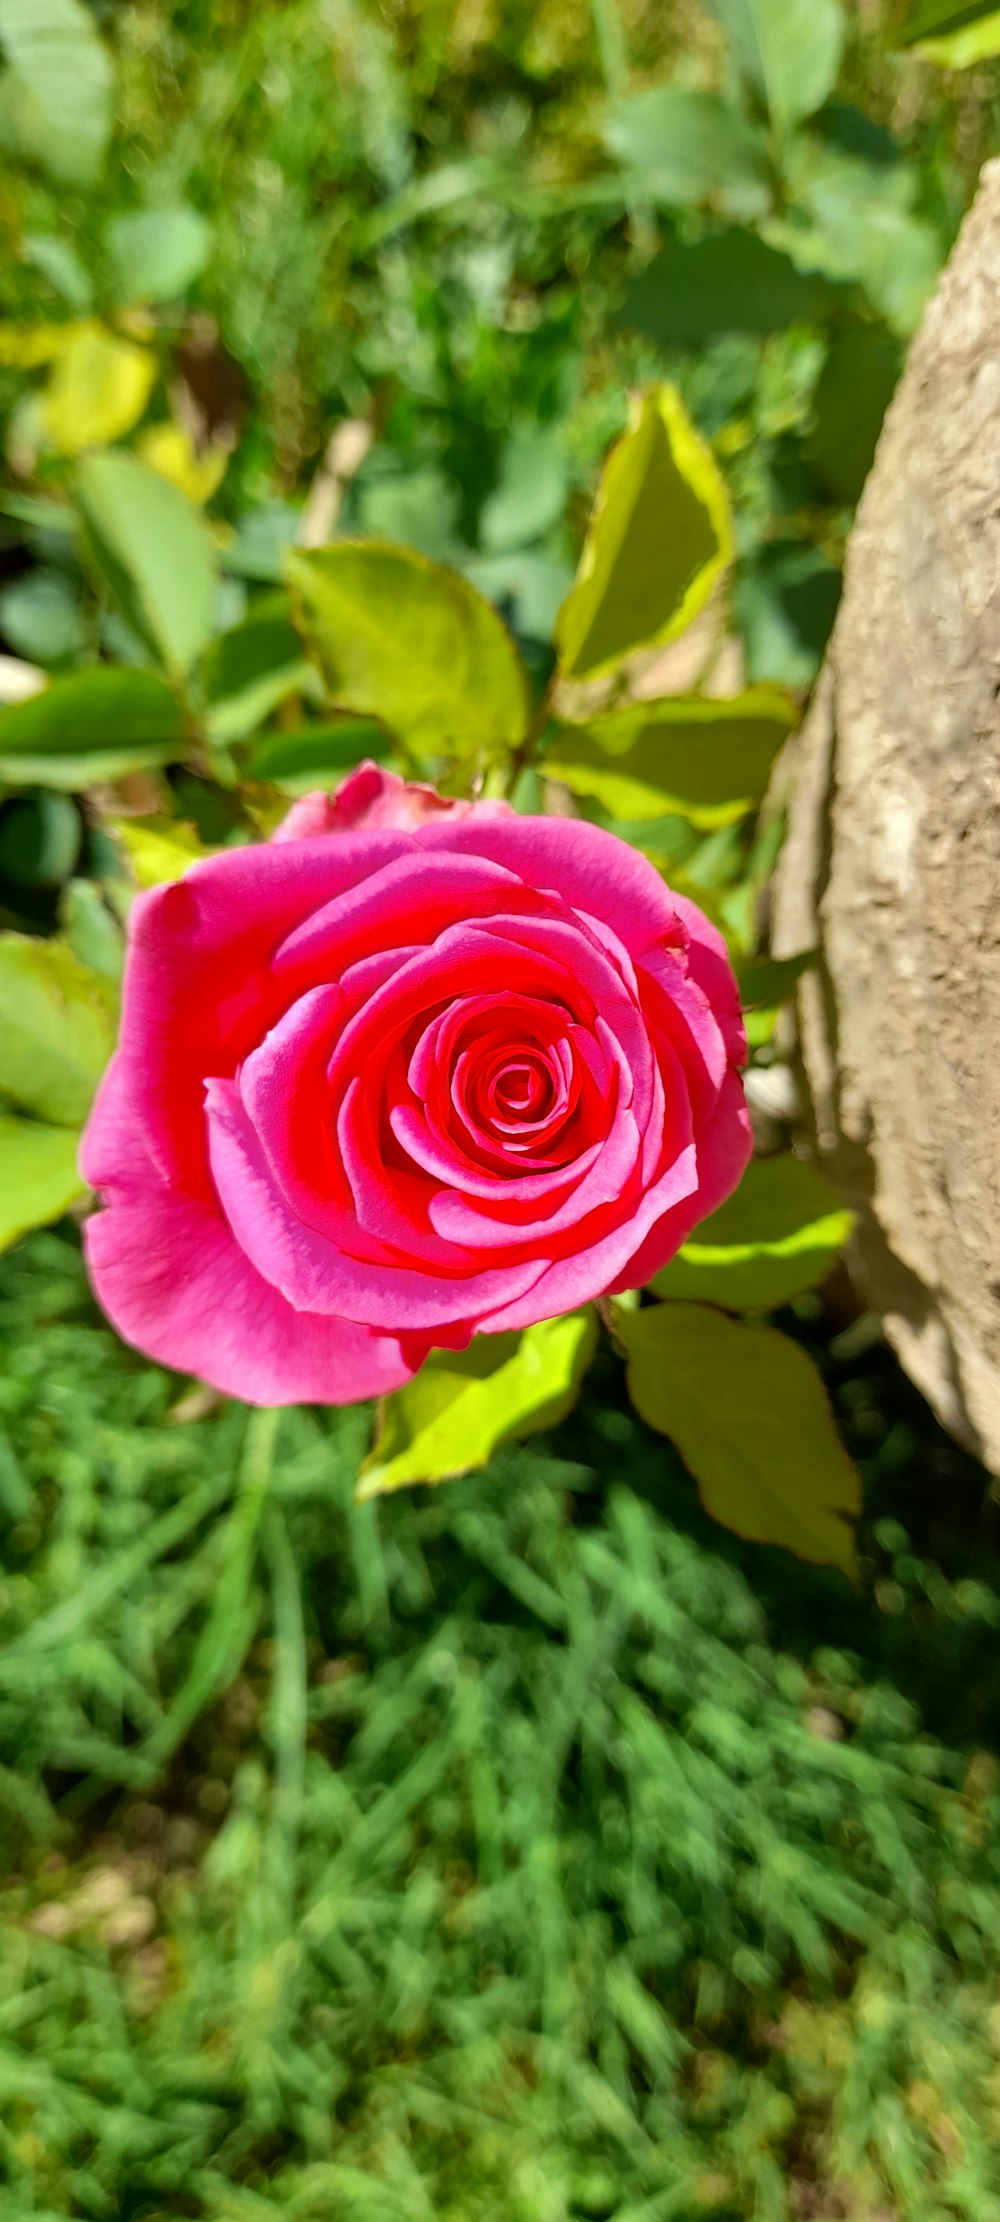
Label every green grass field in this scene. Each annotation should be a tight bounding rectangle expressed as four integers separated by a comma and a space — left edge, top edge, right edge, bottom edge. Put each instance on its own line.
4, 1231, 1000, 2221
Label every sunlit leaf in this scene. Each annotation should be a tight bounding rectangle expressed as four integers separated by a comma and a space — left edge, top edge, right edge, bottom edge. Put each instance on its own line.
75, 452, 217, 679
618, 1300, 859, 1573
555, 386, 733, 682
709, 0, 845, 136
357, 1312, 598, 1501
0, 666, 184, 790
135, 421, 229, 506
105, 206, 213, 306
0, 0, 112, 187
650, 1155, 854, 1310
286, 540, 529, 758
604, 85, 771, 219
545, 688, 796, 829
0, 934, 117, 1126
113, 816, 210, 889
911, 10, 1000, 58
898, 0, 1000, 49
38, 323, 156, 456
0, 1113, 86, 1252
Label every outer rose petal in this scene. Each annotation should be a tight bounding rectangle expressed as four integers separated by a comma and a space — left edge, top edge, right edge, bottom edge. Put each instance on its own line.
82, 1060, 418, 1405
275, 760, 513, 841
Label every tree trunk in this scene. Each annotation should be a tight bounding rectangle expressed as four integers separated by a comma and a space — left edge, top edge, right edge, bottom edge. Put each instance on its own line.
771, 158, 1000, 1469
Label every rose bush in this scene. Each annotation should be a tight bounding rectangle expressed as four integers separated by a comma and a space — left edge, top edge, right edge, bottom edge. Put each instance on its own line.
80, 765, 751, 1405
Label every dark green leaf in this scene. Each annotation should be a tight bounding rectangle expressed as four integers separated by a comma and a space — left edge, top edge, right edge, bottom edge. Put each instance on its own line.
619, 229, 837, 350
811, 329, 902, 503
0, 795, 81, 888
247, 719, 393, 791
0, 667, 184, 789
203, 596, 319, 742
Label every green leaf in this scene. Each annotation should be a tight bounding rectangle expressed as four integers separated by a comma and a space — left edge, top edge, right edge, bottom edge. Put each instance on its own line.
41, 324, 156, 456
618, 230, 837, 349
480, 425, 572, 554
910, 8, 1000, 58
113, 815, 209, 889
247, 718, 393, 792
603, 86, 771, 220
0, 795, 80, 889
650, 1155, 854, 1310
617, 1300, 859, 1573
709, 0, 845, 136
285, 540, 529, 760
811, 328, 901, 504
0, 568, 88, 667
0, 1113, 86, 1251
781, 125, 944, 337
75, 452, 217, 680
203, 596, 319, 743
0, 0, 112, 187
737, 946, 816, 1046
60, 878, 124, 982
898, 0, 1000, 46
545, 688, 796, 829
0, 934, 117, 1126
0, 666, 185, 790
357, 1312, 598, 1501
105, 206, 213, 306
555, 386, 733, 683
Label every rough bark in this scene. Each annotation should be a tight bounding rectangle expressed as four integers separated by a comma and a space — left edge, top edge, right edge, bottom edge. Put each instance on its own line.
771, 158, 1000, 1467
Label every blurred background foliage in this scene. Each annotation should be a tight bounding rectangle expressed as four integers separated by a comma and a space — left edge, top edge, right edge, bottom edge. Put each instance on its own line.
3, 2, 1000, 2216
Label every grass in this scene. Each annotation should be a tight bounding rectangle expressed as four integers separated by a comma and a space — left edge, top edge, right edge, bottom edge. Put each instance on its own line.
4, 1231, 1000, 2219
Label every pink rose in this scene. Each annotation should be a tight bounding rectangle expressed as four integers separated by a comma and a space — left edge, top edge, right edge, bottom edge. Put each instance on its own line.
81, 771, 751, 1405
274, 760, 513, 840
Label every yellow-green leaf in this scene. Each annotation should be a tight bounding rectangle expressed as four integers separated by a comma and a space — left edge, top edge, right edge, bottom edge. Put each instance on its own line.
0, 1113, 86, 1251
618, 1300, 859, 1574
285, 539, 529, 760
545, 687, 796, 829
40, 323, 156, 456
651, 1155, 853, 1311
113, 816, 210, 889
555, 385, 733, 683
75, 451, 217, 679
135, 420, 229, 505
357, 1311, 597, 1501
0, 934, 117, 1126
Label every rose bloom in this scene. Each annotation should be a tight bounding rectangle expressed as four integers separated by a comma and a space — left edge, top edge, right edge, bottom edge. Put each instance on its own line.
81, 765, 751, 1405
